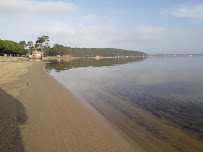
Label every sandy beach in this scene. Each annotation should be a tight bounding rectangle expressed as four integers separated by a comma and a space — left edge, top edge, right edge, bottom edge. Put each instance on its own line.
0, 58, 139, 152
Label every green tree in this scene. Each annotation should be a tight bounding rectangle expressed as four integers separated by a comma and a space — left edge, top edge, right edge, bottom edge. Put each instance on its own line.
43, 42, 50, 56
35, 35, 49, 51
0, 40, 27, 56
19, 41, 27, 49
27, 41, 34, 55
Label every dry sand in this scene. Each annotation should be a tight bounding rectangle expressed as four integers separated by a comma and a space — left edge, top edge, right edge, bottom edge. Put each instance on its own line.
0, 58, 139, 152
0, 58, 33, 152
0, 58, 33, 97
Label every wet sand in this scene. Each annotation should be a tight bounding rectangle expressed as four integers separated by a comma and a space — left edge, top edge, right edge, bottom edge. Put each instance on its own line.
45, 57, 203, 152
0, 59, 139, 152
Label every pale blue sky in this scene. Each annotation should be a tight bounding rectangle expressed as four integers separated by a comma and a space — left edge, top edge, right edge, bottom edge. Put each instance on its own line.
0, 0, 203, 54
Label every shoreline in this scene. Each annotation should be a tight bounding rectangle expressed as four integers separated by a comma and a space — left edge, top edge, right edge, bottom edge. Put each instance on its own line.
0, 59, 140, 152
42, 56, 147, 60
43, 61, 143, 151
45, 57, 203, 152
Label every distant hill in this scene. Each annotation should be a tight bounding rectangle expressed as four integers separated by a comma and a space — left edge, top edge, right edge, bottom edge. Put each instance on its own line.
48, 44, 147, 57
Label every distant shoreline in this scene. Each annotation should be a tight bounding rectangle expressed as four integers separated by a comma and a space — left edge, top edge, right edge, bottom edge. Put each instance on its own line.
42, 55, 147, 60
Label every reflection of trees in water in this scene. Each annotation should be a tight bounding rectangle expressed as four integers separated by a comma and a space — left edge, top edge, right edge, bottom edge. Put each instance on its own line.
0, 88, 27, 151
46, 57, 146, 72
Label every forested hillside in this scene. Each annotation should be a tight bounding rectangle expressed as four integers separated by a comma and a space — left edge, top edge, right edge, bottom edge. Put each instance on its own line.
0, 36, 147, 57
47, 44, 147, 57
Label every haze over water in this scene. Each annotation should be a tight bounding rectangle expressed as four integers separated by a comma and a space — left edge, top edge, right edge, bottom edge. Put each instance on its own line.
46, 56, 203, 152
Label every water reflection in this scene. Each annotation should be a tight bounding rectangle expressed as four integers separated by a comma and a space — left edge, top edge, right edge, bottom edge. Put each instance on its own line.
45, 57, 146, 72
46, 56, 203, 152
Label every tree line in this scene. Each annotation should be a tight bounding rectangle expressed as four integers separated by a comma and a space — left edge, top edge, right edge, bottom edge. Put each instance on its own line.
48, 44, 147, 57
0, 35, 49, 56
0, 40, 27, 56
0, 35, 147, 57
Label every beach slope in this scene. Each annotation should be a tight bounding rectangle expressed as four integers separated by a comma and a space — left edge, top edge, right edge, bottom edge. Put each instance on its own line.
1, 60, 138, 152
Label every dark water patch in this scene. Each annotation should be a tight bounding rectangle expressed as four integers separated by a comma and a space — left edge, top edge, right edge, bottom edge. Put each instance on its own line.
107, 86, 203, 140
127, 94, 203, 141
89, 95, 188, 152
100, 80, 203, 141
0, 88, 27, 152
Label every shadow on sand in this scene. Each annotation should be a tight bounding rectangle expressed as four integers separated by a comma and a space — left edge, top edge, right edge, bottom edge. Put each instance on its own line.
0, 87, 27, 152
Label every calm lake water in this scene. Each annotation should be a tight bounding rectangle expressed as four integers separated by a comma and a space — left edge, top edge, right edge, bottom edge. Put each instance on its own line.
46, 56, 203, 152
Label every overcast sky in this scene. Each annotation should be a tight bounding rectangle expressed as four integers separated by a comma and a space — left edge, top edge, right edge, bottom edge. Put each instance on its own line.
0, 0, 203, 54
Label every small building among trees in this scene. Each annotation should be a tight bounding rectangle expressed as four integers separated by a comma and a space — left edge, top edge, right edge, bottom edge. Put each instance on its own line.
29, 50, 44, 58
